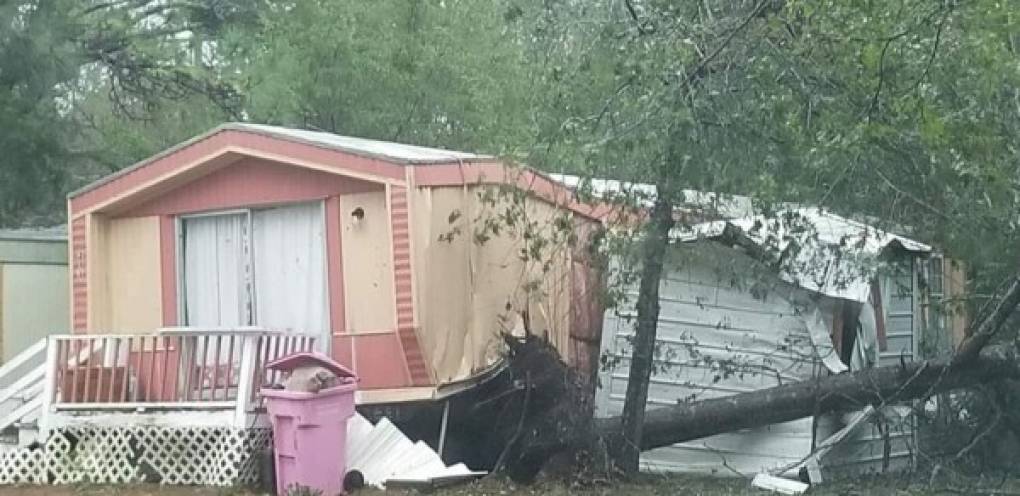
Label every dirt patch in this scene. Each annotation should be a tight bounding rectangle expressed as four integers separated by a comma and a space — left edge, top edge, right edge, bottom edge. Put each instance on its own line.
376, 473, 1020, 496
0, 473, 1017, 495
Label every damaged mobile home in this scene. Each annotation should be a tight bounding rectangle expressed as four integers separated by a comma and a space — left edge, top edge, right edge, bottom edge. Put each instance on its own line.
575, 184, 967, 477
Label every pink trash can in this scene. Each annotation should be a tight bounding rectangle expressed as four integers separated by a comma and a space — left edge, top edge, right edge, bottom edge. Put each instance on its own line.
262, 352, 357, 496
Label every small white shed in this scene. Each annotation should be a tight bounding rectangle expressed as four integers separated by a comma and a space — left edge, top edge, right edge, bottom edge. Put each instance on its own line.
0, 226, 69, 362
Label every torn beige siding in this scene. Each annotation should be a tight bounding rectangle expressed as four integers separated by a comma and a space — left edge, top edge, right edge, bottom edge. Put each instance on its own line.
412, 185, 578, 384
411, 187, 477, 383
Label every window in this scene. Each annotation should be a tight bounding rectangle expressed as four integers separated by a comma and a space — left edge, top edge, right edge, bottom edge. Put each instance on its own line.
923, 254, 949, 356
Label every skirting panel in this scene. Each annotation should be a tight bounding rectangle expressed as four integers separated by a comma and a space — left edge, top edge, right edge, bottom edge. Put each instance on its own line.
0, 426, 271, 486
0, 446, 45, 484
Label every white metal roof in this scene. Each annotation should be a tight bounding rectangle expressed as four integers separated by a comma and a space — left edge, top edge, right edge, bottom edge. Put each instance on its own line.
0, 225, 67, 242
227, 123, 488, 164
548, 173, 756, 218
677, 207, 932, 302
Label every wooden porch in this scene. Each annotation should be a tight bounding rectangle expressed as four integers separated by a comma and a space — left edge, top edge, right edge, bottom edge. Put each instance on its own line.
0, 329, 316, 441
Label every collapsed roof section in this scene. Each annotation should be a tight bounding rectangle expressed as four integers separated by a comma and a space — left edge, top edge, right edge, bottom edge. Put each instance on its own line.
677, 208, 932, 303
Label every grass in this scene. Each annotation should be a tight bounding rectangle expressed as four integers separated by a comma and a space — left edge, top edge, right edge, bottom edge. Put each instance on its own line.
0, 473, 1015, 495
387, 473, 1019, 496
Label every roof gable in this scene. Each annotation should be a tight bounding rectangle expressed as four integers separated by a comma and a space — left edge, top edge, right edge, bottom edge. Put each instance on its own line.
70, 124, 488, 216
111, 156, 381, 218
69, 123, 600, 221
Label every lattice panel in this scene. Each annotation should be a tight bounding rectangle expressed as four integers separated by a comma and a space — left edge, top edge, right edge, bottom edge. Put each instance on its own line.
133, 427, 270, 486
48, 428, 141, 484
0, 447, 45, 484
13, 426, 273, 487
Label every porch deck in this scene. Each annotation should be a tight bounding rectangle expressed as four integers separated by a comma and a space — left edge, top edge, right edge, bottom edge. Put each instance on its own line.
40, 329, 315, 432
0, 329, 315, 485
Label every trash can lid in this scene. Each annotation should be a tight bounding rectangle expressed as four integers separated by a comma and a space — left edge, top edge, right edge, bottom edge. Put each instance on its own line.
266, 351, 357, 379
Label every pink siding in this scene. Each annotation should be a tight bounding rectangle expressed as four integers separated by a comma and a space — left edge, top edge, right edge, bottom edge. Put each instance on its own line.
122, 158, 377, 217
71, 217, 87, 333
160, 216, 177, 327
71, 129, 407, 215
333, 333, 412, 390
332, 335, 354, 374
325, 197, 346, 336
124, 158, 378, 334
97, 154, 421, 390
390, 187, 431, 386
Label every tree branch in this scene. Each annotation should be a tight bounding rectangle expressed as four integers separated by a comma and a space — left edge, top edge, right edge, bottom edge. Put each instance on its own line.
684, 0, 770, 87
624, 0, 652, 35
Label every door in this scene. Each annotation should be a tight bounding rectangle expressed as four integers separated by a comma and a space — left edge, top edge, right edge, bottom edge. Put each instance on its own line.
179, 202, 329, 349
251, 202, 328, 343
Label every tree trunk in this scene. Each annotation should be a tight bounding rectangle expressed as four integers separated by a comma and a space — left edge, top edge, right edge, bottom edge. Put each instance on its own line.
615, 195, 675, 473
598, 343, 1020, 451
954, 274, 1020, 364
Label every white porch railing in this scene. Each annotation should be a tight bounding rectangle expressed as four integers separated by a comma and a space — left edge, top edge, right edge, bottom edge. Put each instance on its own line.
42, 330, 315, 415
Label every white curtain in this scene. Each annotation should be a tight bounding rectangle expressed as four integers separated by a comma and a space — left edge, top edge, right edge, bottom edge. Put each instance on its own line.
251, 202, 328, 349
182, 213, 248, 327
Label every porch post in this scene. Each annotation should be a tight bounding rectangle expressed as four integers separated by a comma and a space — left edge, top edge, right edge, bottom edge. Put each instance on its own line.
234, 335, 258, 427
38, 337, 58, 440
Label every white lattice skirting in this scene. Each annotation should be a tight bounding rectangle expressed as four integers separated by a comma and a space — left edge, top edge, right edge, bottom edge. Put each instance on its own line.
0, 427, 270, 486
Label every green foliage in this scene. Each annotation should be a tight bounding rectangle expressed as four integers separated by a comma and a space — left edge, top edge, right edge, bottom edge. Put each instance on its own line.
520, 0, 1020, 320
0, 0, 255, 226
0, 1, 78, 226
240, 0, 544, 157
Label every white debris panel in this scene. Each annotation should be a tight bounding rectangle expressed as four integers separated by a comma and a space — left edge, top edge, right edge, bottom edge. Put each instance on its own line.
346, 414, 485, 489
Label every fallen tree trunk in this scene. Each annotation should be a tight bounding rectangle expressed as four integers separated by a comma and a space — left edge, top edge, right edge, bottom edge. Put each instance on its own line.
597, 344, 1020, 451
596, 269, 1020, 452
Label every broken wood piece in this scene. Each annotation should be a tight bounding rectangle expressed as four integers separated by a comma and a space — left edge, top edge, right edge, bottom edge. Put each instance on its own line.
751, 473, 808, 494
